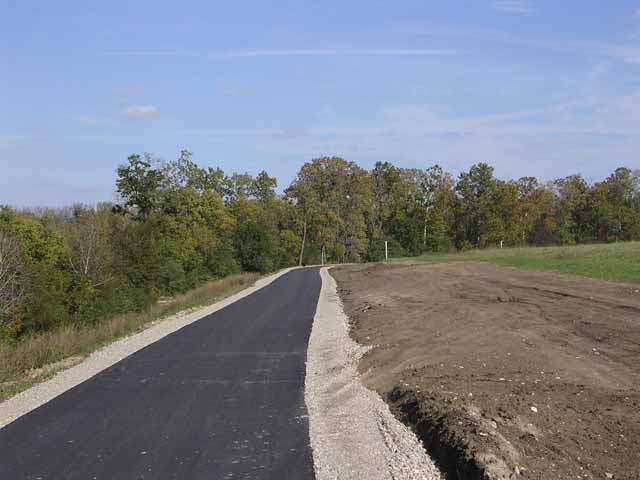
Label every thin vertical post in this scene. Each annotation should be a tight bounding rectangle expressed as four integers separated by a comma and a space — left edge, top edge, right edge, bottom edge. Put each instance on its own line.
385, 241, 388, 261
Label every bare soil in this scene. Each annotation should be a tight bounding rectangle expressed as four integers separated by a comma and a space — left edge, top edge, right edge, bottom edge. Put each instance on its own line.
332, 263, 640, 480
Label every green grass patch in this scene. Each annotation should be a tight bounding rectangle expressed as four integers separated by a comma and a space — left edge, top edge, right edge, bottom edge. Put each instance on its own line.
391, 242, 640, 284
0, 272, 261, 402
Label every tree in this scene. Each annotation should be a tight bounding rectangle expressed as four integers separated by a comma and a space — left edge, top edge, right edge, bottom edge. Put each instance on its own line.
116, 154, 163, 220
552, 175, 589, 243
235, 221, 274, 273
3, 149, 640, 345
369, 162, 425, 256
371, 161, 404, 236
250, 171, 277, 204
0, 230, 26, 338
63, 206, 114, 289
418, 165, 455, 252
0, 207, 69, 334
516, 177, 555, 244
58, 206, 116, 318
454, 163, 500, 248
161, 150, 226, 195
224, 173, 254, 202
606, 167, 637, 207
285, 177, 319, 265
606, 167, 640, 239
287, 157, 371, 264
492, 180, 520, 245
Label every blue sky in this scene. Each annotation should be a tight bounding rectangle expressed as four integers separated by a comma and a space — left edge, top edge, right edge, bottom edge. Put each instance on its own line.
2, 0, 640, 206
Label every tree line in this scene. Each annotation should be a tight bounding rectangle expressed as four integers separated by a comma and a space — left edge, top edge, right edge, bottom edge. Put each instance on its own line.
1, 151, 639, 341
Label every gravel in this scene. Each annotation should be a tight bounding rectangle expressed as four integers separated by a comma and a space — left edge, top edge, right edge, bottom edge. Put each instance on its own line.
305, 268, 442, 480
0, 268, 296, 430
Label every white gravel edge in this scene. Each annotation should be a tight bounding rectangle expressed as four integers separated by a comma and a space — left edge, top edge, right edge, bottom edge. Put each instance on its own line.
305, 268, 442, 480
0, 267, 298, 430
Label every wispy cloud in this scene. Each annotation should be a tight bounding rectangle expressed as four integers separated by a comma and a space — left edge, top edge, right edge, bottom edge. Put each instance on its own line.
395, 24, 640, 65
112, 84, 144, 94
63, 114, 121, 127
98, 48, 457, 59
120, 105, 160, 118
167, 93, 640, 181
175, 95, 640, 141
598, 44, 640, 64
7, 94, 639, 183
112, 84, 145, 107
225, 48, 457, 57
220, 87, 257, 97
99, 51, 197, 57
489, 1, 535, 15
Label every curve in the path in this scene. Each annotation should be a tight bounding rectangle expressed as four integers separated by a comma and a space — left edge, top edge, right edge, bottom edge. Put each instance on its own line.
0, 267, 321, 480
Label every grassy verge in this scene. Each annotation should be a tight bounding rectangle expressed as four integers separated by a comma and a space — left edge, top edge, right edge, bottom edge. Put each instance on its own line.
0, 272, 261, 402
391, 241, 640, 284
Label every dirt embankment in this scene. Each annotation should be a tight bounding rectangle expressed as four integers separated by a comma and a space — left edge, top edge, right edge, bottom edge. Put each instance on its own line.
332, 263, 640, 480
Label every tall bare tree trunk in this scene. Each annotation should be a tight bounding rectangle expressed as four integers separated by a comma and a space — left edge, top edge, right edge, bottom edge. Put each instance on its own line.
423, 220, 427, 246
423, 206, 431, 246
298, 211, 307, 266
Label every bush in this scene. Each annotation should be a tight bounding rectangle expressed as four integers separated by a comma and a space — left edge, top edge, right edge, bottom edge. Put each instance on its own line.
206, 244, 240, 277
423, 235, 454, 253
158, 258, 189, 295
235, 221, 275, 273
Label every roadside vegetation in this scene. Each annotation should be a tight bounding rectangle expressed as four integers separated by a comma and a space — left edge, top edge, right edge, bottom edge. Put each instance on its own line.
395, 241, 640, 284
1, 150, 638, 394
0, 272, 259, 401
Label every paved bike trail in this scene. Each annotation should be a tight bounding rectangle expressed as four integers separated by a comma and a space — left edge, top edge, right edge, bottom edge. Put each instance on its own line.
0, 267, 322, 479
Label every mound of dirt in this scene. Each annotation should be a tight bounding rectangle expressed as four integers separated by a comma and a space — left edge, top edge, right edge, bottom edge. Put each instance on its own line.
332, 263, 640, 480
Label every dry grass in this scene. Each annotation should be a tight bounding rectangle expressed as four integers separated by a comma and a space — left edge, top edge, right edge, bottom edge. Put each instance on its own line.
0, 272, 260, 401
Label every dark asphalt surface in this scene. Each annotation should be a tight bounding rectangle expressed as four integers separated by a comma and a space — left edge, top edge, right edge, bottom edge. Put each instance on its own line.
0, 268, 322, 480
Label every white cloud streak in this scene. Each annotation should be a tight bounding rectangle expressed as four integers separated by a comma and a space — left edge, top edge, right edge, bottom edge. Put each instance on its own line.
6, 94, 639, 182
99, 51, 198, 57
173, 96, 640, 140
395, 24, 640, 65
225, 48, 457, 57
63, 114, 121, 127
120, 105, 160, 118
220, 87, 257, 97
99, 48, 458, 58
168, 93, 640, 181
489, 1, 536, 15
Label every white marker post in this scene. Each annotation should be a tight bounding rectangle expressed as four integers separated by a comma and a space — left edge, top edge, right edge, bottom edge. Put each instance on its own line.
384, 241, 388, 261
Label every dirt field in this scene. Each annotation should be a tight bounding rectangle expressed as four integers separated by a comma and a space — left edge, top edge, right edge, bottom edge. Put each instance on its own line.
332, 263, 640, 480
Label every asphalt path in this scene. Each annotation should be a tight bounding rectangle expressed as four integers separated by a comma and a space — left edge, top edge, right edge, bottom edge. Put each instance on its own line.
0, 267, 322, 480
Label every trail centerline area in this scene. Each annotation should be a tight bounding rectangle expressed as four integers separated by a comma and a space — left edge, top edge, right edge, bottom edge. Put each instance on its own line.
0, 268, 321, 480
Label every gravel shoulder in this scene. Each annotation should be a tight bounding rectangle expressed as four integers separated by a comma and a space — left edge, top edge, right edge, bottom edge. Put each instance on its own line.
305, 267, 442, 480
0, 267, 297, 430
332, 263, 640, 480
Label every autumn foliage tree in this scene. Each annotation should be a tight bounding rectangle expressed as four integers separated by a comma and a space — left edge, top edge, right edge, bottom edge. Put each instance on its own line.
0, 151, 638, 343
